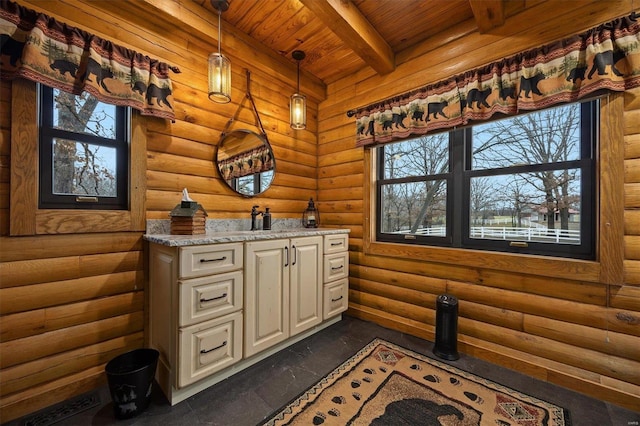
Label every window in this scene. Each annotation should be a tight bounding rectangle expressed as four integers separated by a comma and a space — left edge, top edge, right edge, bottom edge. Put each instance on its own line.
9, 79, 145, 236
38, 85, 129, 209
376, 100, 597, 259
230, 170, 274, 195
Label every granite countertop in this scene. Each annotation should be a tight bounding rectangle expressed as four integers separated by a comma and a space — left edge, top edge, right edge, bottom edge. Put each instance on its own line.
144, 227, 350, 247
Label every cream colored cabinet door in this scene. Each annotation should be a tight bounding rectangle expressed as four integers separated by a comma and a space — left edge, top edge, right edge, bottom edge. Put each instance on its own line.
289, 236, 323, 337
244, 239, 290, 358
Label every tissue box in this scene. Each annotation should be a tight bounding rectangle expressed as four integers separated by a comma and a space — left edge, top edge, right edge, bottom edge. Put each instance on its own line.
170, 201, 208, 235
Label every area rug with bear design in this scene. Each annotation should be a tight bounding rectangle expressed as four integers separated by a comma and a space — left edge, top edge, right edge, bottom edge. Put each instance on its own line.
260, 338, 571, 425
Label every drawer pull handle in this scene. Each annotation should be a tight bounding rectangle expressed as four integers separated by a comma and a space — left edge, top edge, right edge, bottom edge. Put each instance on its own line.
330, 242, 342, 246
200, 256, 227, 263
200, 293, 227, 303
331, 265, 344, 270
331, 296, 344, 302
201, 341, 227, 354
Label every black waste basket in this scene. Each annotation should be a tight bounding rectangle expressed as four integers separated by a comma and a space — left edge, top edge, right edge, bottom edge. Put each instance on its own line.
433, 294, 460, 360
105, 348, 159, 419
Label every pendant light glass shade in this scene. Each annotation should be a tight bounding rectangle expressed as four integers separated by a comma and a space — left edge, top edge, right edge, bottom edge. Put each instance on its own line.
208, 52, 231, 103
290, 93, 306, 130
208, 4, 231, 103
290, 50, 306, 129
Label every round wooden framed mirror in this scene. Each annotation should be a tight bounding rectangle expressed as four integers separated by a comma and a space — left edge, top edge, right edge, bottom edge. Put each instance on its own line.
216, 129, 275, 197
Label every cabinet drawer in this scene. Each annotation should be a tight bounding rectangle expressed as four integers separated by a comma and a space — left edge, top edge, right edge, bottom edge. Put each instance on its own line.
178, 311, 243, 388
324, 234, 348, 254
323, 278, 348, 320
179, 270, 243, 327
180, 243, 243, 279
324, 251, 348, 283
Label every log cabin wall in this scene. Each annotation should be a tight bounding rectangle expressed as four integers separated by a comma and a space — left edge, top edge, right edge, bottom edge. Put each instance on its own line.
318, 1, 640, 412
0, 0, 319, 422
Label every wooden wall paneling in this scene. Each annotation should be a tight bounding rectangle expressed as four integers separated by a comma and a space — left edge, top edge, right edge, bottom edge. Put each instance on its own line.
1, 257, 81, 289
346, 302, 434, 341
470, 268, 606, 305
146, 170, 219, 195
445, 280, 633, 334
623, 259, 640, 285
610, 285, 640, 310
0, 292, 144, 342
147, 133, 216, 160
625, 134, 640, 159
624, 210, 640, 235
0, 312, 144, 369
147, 152, 217, 179
625, 86, 640, 110
366, 240, 601, 282
348, 289, 432, 325
523, 314, 639, 359
459, 316, 640, 386
624, 235, 640, 259
625, 157, 640, 182
1, 333, 143, 397
0, 271, 143, 315
625, 109, 640, 135
0, 233, 142, 263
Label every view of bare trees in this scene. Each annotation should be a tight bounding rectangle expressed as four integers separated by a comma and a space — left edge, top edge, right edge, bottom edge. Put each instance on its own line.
382, 132, 448, 234
52, 89, 118, 197
380, 103, 585, 244
472, 103, 582, 232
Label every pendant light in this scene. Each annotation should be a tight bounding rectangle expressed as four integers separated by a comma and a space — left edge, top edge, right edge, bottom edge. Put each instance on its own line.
208, 0, 231, 103
290, 50, 306, 130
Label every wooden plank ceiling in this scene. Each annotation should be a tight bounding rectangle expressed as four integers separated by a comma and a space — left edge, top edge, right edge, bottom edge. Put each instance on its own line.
195, 0, 523, 84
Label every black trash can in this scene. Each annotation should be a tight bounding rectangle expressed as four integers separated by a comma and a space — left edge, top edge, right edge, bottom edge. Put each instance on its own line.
105, 348, 159, 419
433, 294, 460, 360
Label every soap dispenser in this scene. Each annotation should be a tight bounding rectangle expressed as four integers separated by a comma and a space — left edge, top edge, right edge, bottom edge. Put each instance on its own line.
263, 207, 272, 230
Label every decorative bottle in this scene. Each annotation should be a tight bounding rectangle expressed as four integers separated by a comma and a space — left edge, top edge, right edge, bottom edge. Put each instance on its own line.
263, 207, 272, 230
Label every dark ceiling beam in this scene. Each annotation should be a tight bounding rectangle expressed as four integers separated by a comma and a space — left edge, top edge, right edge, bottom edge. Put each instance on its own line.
299, 0, 395, 76
469, 0, 505, 33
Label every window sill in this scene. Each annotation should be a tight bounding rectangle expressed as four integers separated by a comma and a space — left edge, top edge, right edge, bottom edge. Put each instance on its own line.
365, 240, 601, 283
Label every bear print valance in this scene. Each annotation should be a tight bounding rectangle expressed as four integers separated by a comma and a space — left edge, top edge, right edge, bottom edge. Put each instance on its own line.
0, 0, 180, 120
353, 12, 640, 148
218, 145, 274, 180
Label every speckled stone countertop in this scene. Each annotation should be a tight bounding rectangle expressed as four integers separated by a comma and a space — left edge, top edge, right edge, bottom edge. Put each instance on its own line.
145, 226, 350, 247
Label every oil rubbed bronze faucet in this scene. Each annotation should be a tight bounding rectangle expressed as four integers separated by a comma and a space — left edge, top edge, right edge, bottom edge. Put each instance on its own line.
251, 205, 263, 231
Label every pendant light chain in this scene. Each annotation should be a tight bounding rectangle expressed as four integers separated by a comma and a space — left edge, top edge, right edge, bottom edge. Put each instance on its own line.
217, 8, 222, 56
290, 50, 306, 129
296, 59, 300, 93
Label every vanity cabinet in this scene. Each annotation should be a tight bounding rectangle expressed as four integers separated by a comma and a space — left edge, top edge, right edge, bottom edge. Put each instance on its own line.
149, 243, 244, 401
244, 236, 322, 357
146, 229, 348, 405
323, 234, 349, 319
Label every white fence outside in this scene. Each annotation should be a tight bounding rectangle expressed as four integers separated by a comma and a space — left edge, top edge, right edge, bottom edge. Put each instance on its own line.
393, 226, 580, 244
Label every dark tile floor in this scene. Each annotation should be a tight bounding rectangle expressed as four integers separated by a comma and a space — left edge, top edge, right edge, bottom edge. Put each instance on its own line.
6, 315, 640, 426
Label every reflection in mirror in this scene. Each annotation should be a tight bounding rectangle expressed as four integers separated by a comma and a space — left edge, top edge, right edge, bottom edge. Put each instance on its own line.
216, 129, 275, 197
